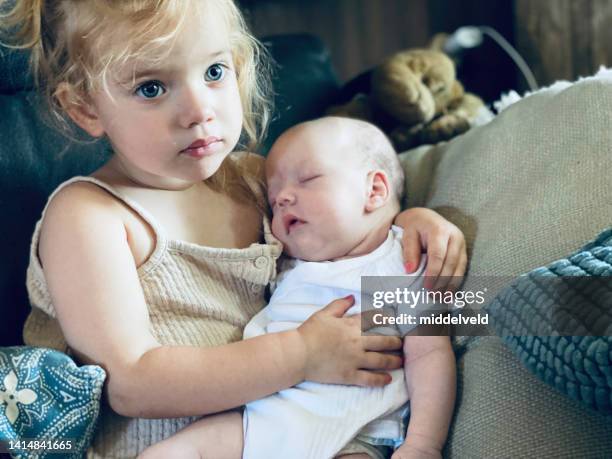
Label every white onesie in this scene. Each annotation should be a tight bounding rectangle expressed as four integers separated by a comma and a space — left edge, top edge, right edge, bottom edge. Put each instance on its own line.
242, 226, 427, 459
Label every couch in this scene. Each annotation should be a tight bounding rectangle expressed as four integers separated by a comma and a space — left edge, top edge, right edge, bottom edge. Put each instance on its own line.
399, 72, 612, 457
1, 33, 611, 458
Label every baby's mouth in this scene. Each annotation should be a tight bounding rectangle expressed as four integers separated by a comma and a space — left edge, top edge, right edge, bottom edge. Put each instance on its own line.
283, 214, 306, 234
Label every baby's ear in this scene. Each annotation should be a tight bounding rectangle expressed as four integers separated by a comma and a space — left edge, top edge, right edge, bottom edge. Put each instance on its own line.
365, 170, 391, 212
55, 83, 105, 138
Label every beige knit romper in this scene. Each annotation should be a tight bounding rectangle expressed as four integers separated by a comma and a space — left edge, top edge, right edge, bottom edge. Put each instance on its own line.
23, 175, 283, 458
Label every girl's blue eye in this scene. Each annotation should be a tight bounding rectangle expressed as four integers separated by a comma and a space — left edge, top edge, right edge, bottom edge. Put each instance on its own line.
205, 63, 225, 82
135, 81, 165, 99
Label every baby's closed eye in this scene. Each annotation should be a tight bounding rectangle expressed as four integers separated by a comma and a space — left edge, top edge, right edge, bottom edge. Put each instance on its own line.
299, 174, 322, 183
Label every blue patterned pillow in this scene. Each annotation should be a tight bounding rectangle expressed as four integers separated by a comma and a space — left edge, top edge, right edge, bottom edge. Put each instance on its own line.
487, 228, 612, 414
0, 346, 106, 458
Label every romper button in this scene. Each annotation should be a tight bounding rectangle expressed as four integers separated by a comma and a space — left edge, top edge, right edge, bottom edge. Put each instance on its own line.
254, 256, 268, 269
251, 284, 263, 294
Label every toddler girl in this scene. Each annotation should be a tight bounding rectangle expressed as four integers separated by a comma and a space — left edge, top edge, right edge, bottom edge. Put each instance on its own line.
0, 1, 465, 457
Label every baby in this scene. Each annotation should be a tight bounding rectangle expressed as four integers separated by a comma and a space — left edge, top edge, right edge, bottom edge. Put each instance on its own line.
141, 117, 455, 459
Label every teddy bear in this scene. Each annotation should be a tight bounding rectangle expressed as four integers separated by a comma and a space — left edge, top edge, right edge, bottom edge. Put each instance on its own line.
327, 48, 488, 151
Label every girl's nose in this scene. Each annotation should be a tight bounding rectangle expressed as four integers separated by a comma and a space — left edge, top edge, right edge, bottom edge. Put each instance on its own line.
178, 85, 215, 128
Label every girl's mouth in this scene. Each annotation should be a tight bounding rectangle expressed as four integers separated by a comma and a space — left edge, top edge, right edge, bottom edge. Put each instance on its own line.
181, 137, 222, 158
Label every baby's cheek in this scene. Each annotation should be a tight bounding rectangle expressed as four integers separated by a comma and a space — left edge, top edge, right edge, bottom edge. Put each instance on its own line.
270, 217, 284, 241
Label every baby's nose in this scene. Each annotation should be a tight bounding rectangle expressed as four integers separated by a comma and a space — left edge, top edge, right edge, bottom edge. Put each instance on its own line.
276, 189, 296, 206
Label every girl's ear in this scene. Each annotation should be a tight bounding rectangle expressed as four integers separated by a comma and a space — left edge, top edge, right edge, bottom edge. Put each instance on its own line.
55, 83, 105, 138
365, 170, 391, 212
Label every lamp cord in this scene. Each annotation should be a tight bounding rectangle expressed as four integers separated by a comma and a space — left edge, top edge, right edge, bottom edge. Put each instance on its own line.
477, 26, 538, 91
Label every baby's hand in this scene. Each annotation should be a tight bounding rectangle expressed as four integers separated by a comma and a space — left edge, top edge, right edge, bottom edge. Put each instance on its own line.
296, 295, 403, 387
395, 207, 467, 292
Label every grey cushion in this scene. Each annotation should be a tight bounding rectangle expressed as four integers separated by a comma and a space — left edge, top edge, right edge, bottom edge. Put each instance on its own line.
400, 70, 612, 296
399, 69, 612, 458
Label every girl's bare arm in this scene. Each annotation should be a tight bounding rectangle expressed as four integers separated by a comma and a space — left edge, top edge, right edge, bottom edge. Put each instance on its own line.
394, 207, 467, 291
39, 184, 402, 419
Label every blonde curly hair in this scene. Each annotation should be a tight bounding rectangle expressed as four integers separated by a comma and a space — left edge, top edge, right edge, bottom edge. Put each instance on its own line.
0, 0, 272, 206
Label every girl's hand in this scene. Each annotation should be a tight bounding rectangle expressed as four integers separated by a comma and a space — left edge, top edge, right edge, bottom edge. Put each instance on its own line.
296, 295, 403, 387
395, 207, 467, 292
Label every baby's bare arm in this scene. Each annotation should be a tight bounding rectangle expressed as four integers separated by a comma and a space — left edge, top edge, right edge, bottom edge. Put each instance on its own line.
138, 411, 243, 459
396, 335, 456, 457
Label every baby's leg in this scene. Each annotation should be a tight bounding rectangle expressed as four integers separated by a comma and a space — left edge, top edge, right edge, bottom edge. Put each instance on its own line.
138, 410, 243, 459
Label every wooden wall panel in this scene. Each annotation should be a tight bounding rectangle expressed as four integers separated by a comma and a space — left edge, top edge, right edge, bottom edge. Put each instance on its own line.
241, 0, 611, 96
241, 0, 430, 81
240, 0, 517, 101
515, 0, 612, 87
592, 0, 612, 71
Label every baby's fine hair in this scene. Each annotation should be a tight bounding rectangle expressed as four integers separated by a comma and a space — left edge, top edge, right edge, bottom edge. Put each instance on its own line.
286, 117, 405, 206
350, 119, 405, 204
301, 117, 403, 205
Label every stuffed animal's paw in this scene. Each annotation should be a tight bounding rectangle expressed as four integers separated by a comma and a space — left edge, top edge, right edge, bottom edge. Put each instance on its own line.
421, 113, 470, 144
